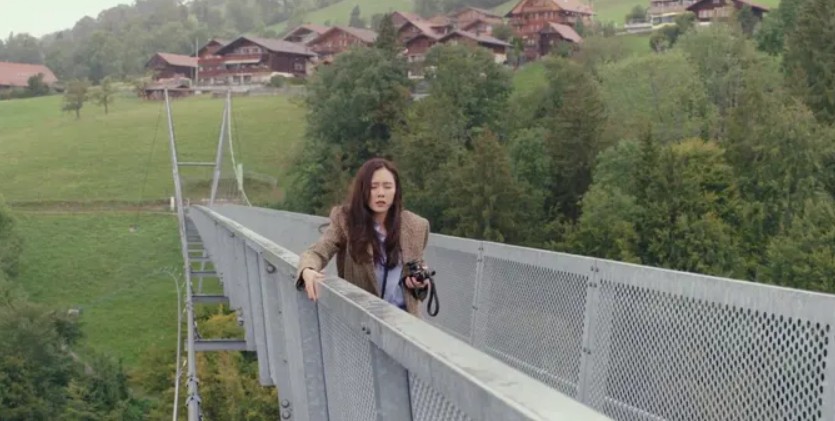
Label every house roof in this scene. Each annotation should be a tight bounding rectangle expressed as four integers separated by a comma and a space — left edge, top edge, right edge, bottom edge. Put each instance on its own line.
0, 61, 58, 87
308, 26, 379, 46
541, 22, 583, 43
686, 0, 770, 12
393, 11, 426, 25
428, 14, 455, 26
439, 30, 511, 47
216, 35, 317, 56
450, 6, 503, 19
336, 26, 379, 43
282, 23, 332, 40
506, 0, 594, 17
398, 15, 443, 40
154, 52, 198, 68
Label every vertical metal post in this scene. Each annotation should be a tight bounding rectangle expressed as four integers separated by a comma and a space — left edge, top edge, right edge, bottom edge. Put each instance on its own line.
469, 241, 487, 347
240, 245, 272, 385
577, 259, 606, 409
164, 89, 201, 421
277, 263, 330, 421
258, 262, 296, 418
371, 343, 413, 421
209, 90, 229, 205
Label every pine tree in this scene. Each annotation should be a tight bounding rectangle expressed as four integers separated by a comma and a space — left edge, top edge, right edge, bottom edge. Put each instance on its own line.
441, 129, 534, 244
374, 13, 399, 56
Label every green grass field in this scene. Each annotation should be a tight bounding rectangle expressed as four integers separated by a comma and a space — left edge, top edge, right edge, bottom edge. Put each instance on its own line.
269, 0, 413, 33
0, 92, 306, 205
14, 211, 181, 366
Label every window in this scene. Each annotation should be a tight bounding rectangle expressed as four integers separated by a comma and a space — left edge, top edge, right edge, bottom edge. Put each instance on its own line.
294, 62, 304, 71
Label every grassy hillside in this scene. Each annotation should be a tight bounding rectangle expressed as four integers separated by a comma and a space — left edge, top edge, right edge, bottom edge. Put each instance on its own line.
269, 0, 413, 33
15, 211, 180, 366
0, 93, 306, 205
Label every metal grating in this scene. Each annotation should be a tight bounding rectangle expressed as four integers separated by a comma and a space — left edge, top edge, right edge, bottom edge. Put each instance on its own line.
588, 280, 830, 421
409, 372, 472, 421
479, 256, 589, 397
319, 307, 377, 421
422, 243, 478, 342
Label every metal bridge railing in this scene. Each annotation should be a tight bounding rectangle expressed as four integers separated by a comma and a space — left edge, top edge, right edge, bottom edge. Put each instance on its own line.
187, 205, 612, 421
200, 204, 835, 421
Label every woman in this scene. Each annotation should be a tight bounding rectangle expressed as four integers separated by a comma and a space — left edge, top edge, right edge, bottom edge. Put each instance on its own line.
295, 158, 432, 316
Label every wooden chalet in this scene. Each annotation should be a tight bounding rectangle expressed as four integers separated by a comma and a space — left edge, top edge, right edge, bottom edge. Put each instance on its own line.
394, 12, 443, 44
505, 0, 593, 58
0, 61, 58, 89
204, 36, 315, 85
146, 52, 197, 81
686, 0, 769, 23
283, 23, 331, 44
539, 22, 582, 55
307, 26, 378, 60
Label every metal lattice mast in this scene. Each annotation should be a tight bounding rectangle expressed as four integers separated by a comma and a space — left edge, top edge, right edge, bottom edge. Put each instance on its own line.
163, 89, 202, 421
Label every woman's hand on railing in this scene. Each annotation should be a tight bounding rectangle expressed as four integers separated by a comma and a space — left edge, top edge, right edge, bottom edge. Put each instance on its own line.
301, 268, 325, 301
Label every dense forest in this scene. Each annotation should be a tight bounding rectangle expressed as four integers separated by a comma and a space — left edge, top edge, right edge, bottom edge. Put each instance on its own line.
285, 1, 835, 293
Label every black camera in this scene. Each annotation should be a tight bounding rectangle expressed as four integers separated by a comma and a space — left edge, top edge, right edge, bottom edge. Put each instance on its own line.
401, 260, 439, 316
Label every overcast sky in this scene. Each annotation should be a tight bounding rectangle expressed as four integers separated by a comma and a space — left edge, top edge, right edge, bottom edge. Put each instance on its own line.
0, 0, 131, 38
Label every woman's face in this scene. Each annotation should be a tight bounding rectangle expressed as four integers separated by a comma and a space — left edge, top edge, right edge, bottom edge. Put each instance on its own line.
368, 167, 396, 217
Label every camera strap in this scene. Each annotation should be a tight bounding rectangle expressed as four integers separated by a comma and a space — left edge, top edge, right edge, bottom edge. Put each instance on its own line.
425, 278, 439, 317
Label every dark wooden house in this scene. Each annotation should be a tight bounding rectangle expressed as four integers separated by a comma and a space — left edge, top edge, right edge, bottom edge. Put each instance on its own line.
208, 36, 316, 84
505, 0, 593, 59
145, 53, 197, 81
307, 26, 378, 60
686, 0, 769, 23
394, 12, 442, 44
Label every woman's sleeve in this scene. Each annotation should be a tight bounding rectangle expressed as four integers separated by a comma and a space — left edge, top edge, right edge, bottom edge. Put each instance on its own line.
294, 206, 346, 289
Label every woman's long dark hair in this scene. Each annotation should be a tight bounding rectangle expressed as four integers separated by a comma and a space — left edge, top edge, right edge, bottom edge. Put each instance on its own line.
342, 158, 403, 268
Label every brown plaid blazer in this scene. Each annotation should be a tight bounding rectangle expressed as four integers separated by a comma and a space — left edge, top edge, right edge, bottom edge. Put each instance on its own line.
295, 206, 431, 316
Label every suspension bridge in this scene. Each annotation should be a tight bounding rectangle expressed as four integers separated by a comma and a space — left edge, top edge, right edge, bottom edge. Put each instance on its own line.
161, 90, 835, 421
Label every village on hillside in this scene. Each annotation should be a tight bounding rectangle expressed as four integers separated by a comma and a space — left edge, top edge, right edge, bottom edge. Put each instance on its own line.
0, 0, 770, 98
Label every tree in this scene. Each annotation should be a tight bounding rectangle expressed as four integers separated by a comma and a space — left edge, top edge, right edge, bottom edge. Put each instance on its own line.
285, 48, 410, 214
625, 5, 648, 23
91, 76, 116, 114
423, 44, 513, 135
25, 74, 50, 97
374, 13, 399, 56
0, 197, 23, 279
678, 24, 781, 138
349, 5, 366, 28
761, 196, 835, 292
755, 0, 804, 55
597, 50, 718, 146
784, 0, 835, 123
491, 24, 513, 41
62, 79, 90, 119
527, 57, 607, 222
736, 5, 758, 36
440, 130, 536, 243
